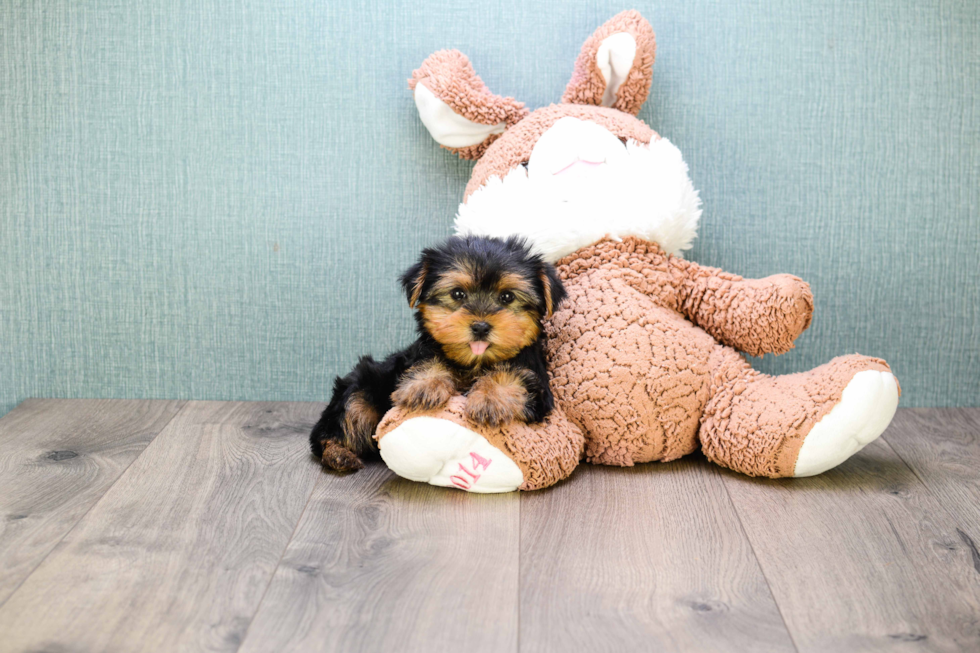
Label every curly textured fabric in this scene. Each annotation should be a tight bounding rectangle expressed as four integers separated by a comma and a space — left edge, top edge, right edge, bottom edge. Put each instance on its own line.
699, 351, 895, 477
547, 239, 717, 466
376, 396, 585, 491
543, 236, 893, 475
557, 237, 814, 357
409, 49, 529, 160
442, 133, 503, 161
464, 104, 658, 199
562, 10, 657, 116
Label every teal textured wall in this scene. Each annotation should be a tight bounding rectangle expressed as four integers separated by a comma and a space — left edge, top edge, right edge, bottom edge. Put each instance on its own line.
1, 0, 978, 417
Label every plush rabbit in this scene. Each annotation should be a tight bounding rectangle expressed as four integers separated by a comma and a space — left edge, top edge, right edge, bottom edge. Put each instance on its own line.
376, 11, 899, 492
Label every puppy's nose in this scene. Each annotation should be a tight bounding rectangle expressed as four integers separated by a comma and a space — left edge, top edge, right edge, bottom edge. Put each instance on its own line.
470, 321, 492, 340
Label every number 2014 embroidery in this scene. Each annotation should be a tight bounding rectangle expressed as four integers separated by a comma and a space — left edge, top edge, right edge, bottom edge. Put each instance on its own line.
450, 452, 493, 490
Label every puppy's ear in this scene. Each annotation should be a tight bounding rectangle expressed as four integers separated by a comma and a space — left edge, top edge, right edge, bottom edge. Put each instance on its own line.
400, 255, 430, 309
537, 263, 567, 318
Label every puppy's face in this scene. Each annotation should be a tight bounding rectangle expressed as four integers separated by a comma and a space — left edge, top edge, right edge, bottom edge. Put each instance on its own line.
401, 236, 566, 367
421, 265, 540, 367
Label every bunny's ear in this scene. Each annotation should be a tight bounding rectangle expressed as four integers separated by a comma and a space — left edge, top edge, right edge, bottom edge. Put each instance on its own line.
562, 10, 656, 116
410, 50, 529, 160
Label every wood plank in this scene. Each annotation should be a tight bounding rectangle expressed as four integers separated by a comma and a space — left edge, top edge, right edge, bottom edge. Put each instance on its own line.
0, 400, 322, 652
0, 398, 184, 607
883, 408, 980, 540
237, 462, 520, 653
519, 458, 796, 653
721, 431, 980, 651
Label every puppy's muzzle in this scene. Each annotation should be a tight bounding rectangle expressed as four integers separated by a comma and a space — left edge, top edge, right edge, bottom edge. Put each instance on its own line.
470, 321, 492, 340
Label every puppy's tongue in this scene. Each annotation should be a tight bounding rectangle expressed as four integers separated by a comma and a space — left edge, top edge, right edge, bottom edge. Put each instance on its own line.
470, 341, 489, 356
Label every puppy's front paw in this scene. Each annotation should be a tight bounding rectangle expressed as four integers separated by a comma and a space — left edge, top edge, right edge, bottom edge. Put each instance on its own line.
391, 361, 456, 411
465, 373, 529, 427
393, 378, 454, 411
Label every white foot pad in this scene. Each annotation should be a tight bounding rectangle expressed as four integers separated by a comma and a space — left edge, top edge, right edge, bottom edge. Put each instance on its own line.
794, 371, 900, 477
379, 417, 524, 493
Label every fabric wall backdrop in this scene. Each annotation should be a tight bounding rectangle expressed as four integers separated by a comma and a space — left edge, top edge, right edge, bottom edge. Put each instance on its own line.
1, 0, 978, 417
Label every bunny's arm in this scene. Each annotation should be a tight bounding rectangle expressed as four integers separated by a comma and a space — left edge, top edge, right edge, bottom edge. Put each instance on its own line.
558, 237, 813, 357
668, 257, 814, 357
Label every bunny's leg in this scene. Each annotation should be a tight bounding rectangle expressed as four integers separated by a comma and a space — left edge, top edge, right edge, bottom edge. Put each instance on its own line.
698, 345, 899, 478
375, 397, 584, 493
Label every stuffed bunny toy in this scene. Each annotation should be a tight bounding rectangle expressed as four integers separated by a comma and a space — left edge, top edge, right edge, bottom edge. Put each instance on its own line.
375, 10, 899, 492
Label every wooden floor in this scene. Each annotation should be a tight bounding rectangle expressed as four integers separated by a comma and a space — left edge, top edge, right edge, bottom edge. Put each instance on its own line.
0, 401, 978, 652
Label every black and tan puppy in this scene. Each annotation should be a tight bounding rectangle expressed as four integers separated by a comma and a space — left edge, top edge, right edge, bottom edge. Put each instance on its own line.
310, 235, 566, 472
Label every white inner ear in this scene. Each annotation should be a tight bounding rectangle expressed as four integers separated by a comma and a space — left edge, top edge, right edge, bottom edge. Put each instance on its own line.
414, 83, 506, 148
596, 32, 638, 107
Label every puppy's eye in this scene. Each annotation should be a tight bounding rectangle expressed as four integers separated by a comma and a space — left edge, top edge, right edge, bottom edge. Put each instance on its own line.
499, 291, 515, 305
450, 288, 467, 302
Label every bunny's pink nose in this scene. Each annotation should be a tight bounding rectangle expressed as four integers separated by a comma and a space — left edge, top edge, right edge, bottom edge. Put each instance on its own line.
527, 116, 626, 182
553, 159, 604, 176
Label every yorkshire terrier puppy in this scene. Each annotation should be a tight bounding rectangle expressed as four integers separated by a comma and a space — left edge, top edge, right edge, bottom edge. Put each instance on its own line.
310, 235, 567, 472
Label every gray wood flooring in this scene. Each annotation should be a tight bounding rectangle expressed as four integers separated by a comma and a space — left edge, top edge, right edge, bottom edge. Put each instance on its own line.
0, 401, 977, 652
